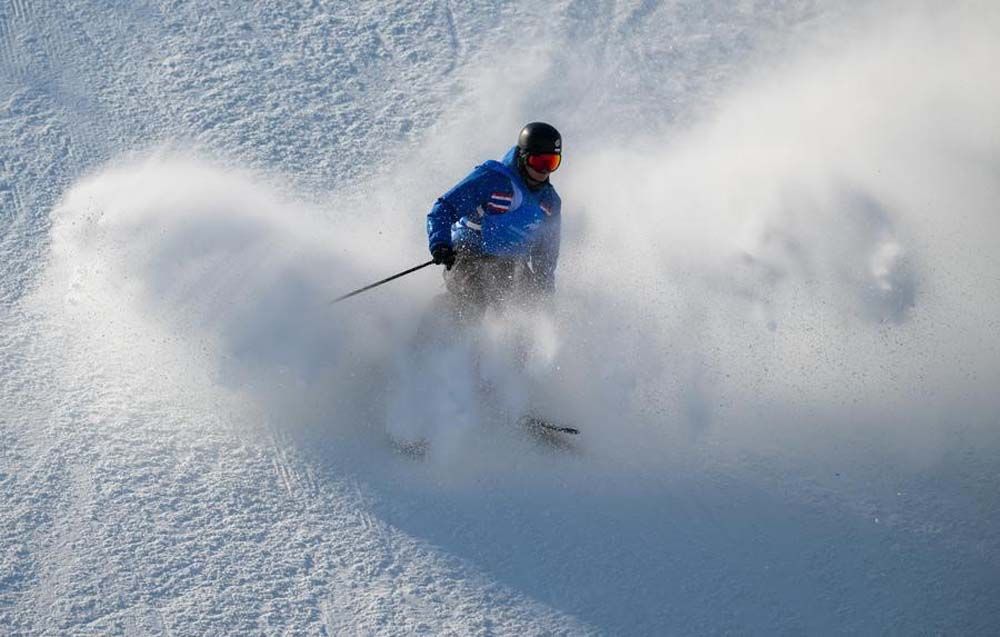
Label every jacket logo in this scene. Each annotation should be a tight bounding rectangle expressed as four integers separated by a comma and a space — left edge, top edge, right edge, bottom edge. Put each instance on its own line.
486, 192, 513, 213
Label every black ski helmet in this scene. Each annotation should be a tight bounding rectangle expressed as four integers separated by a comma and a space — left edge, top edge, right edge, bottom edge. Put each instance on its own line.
517, 122, 562, 156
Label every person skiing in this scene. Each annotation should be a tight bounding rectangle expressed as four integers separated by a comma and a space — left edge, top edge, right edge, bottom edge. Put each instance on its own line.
426, 122, 562, 323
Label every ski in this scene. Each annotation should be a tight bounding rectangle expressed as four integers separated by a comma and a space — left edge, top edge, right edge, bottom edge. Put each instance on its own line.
519, 416, 580, 435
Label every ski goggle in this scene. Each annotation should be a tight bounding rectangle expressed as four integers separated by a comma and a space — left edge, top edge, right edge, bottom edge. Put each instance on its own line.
525, 152, 562, 173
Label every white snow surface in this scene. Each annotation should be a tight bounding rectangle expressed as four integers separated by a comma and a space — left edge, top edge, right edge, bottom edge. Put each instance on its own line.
3, 0, 1000, 634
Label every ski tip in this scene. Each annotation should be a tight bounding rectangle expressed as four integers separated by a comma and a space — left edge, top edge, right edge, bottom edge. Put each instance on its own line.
519, 416, 580, 435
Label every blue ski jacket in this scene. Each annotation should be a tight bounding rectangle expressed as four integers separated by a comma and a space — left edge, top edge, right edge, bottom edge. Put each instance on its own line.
427, 147, 561, 289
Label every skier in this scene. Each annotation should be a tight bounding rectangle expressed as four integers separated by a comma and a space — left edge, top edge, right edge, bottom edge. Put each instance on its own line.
398, 122, 578, 446
426, 122, 562, 323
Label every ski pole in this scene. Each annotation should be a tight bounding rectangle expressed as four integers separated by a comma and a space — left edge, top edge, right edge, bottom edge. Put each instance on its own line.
330, 259, 436, 304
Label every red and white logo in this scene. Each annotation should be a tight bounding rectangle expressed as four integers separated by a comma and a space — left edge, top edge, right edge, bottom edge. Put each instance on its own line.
486, 192, 513, 213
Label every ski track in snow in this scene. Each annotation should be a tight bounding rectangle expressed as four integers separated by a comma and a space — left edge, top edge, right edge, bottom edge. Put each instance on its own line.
3, 0, 1000, 634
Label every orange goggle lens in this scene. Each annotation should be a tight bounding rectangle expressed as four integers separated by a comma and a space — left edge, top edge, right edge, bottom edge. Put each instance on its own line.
525, 153, 562, 172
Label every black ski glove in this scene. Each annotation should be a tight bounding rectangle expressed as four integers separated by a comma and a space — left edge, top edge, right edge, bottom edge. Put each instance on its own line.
431, 244, 455, 270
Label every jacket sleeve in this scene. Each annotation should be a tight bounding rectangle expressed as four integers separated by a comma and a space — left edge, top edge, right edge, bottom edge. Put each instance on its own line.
426, 168, 492, 251
530, 206, 561, 294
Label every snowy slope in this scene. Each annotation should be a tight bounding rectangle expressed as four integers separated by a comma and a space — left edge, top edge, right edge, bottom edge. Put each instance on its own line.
3, 0, 1000, 634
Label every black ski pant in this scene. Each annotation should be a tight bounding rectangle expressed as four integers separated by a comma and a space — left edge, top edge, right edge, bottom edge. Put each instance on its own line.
442, 254, 541, 324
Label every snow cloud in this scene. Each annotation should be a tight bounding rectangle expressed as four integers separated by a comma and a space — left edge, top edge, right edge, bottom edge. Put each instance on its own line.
548, 2, 1000, 462
36, 2, 1000, 478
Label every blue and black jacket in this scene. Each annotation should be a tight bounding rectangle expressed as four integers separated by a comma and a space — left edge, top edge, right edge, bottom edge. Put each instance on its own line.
427, 147, 561, 290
